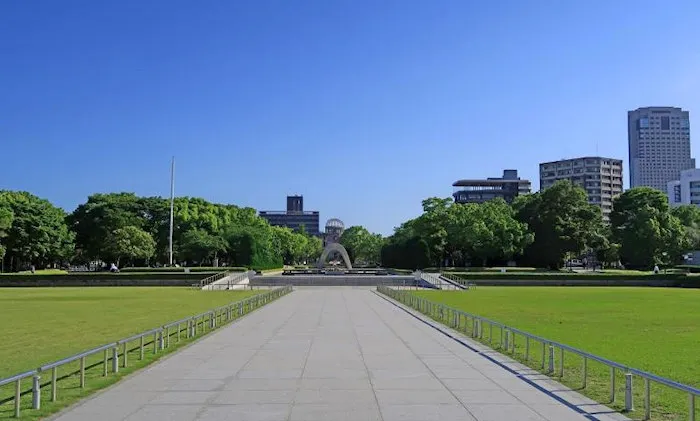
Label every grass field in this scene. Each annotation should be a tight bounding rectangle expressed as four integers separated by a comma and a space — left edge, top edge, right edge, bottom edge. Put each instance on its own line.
411, 287, 700, 420
0, 287, 265, 420
0, 288, 261, 377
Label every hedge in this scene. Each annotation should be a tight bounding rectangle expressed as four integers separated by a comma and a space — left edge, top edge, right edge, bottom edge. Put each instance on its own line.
447, 272, 689, 281
119, 267, 246, 273
0, 272, 217, 282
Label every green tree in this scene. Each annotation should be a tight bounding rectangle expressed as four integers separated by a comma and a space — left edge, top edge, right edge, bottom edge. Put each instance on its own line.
514, 180, 603, 269
466, 200, 533, 266
0, 206, 13, 261
105, 226, 156, 266
671, 205, 700, 250
179, 229, 227, 265
611, 187, 688, 268
68, 193, 144, 261
0, 191, 75, 271
340, 226, 384, 265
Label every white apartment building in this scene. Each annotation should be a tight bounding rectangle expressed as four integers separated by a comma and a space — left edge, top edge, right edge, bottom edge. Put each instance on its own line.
667, 168, 700, 206
628, 106, 693, 191
539, 156, 623, 220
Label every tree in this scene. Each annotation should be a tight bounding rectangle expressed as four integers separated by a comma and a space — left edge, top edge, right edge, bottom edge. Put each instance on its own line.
0, 206, 13, 261
0, 191, 75, 271
105, 226, 156, 266
340, 226, 384, 265
611, 187, 688, 268
514, 181, 603, 269
179, 229, 227, 265
671, 205, 700, 250
68, 193, 144, 261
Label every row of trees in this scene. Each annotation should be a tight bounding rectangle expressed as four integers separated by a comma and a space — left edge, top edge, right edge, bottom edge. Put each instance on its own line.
378, 181, 698, 270
0, 191, 323, 271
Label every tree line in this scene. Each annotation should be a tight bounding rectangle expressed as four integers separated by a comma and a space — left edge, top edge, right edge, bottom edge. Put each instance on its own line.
3, 180, 697, 272
0, 191, 322, 272
380, 181, 699, 270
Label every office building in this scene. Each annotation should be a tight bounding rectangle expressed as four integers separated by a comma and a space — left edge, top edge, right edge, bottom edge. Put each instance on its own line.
628, 106, 693, 191
453, 169, 531, 204
667, 168, 700, 207
259, 195, 320, 236
540, 157, 623, 220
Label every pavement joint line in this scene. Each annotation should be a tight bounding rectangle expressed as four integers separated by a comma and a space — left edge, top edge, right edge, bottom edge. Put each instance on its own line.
286, 289, 327, 421
45, 289, 294, 421
372, 290, 621, 421
342, 289, 386, 421
361, 290, 480, 420
189, 289, 303, 421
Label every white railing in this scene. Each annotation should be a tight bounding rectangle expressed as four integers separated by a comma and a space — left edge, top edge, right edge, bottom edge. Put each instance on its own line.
377, 285, 699, 421
0, 285, 292, 418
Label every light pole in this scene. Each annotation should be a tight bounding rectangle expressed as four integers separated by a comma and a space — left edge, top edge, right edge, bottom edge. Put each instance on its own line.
169, 157, 175, 266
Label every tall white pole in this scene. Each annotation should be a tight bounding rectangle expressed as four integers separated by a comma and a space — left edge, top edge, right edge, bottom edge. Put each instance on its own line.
169, 157, 175, 266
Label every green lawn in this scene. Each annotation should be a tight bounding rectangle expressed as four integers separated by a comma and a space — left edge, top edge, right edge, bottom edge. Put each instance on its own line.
0, 287, 260, 377
0, 287, 265, 420
411, 287, 700, 420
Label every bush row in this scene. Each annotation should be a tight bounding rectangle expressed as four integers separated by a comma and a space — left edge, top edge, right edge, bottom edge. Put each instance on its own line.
119, 266, 246, 273
448, 272, 689, 281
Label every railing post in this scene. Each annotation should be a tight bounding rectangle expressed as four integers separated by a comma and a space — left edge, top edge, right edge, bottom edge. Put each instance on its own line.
541, 342, 546, 370
112, 346, 119, 373
153, 332, 158, 353
166, 326, 170, 348
14, 378, 20, 418
624, 372, 633, 412
690, 393, 695, 421
159, 330, 165, 350
610, 367, 616, 403
504, 329, 510, 351
51, 366, 57, 401
548, 345, 555, 373
140, 335, 145, 360
103, 349, 108, 376
559, 348, 564, 377
32, 374, 41, 410
525, 336, 530, 361
80, 356, 86, 388
644, 378, 650, 420
123, 341, 128, 368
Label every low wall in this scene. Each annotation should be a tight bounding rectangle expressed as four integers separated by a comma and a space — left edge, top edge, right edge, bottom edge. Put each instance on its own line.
0, 273, 209, 287
251, 275, 418, 287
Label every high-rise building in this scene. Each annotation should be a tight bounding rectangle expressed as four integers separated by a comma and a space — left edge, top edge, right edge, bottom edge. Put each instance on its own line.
628, 106, 693, 191
452, 169, 531, 204
667, 168, 700, 207
259, 195, 320, 236
539, 157, 623, 220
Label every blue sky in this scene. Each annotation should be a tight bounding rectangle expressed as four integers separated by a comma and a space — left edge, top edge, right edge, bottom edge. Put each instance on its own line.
2, 1, 699, 235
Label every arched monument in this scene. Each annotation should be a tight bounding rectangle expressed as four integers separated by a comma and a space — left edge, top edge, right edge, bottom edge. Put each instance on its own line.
317, 242, 353, 270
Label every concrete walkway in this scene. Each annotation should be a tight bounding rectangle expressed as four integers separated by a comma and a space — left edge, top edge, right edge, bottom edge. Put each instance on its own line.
51, 288, 626, 421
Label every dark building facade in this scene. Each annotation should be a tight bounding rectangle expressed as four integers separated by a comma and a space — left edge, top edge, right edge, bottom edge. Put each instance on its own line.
259, 195, 320, 236
453, 169, 531, 204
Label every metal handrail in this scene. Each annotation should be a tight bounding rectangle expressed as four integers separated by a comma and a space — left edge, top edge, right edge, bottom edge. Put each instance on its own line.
377, 285, 699, 421
0, 285, 293, 418
198, 270, 231, 288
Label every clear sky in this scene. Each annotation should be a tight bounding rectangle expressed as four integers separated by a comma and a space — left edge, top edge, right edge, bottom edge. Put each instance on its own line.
2, 1, 699, 235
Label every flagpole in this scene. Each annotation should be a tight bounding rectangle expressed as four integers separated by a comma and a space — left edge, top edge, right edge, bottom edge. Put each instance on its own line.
169, 157, 175, 266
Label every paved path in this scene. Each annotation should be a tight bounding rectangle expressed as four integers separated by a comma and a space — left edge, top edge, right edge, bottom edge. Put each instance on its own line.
52, 288, 626, 421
